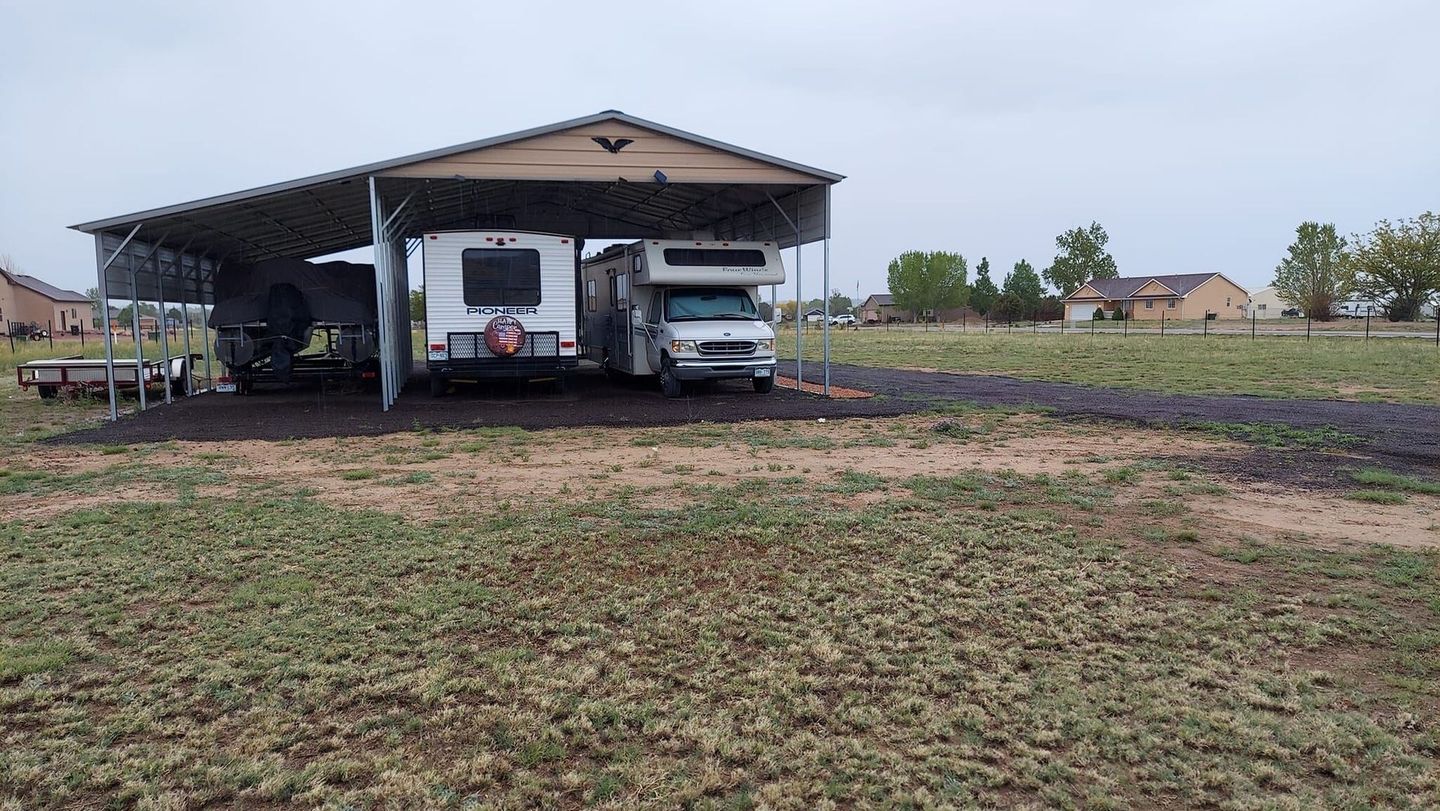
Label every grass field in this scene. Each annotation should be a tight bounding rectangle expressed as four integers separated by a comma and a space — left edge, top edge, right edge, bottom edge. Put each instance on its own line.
780, 329, 1440, 404
2, 393, 1439, 807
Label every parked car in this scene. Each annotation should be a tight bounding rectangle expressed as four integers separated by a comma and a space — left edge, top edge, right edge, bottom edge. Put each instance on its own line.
1280, 307, 1301, 318
829, 313, 856, 326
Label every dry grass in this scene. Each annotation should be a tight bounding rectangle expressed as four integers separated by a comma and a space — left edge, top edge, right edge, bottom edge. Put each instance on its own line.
2, 404, 1439, 807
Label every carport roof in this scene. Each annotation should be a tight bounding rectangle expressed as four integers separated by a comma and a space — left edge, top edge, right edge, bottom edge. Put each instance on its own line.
71, 110, 843, 271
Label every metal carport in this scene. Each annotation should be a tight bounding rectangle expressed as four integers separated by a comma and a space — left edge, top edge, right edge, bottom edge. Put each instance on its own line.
71, 110, 844, 420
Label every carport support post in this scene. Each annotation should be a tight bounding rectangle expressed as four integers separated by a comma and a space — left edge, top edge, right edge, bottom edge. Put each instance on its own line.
156, 254, 173, 405
129, 269, 147, 411
178, 264, 193, 396
93, 234, 120, 421
822, 185, 831, 395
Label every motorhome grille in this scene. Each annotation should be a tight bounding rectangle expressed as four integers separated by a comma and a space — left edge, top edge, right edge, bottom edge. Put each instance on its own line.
698, 340, 756, 356
447, 332, 560, 359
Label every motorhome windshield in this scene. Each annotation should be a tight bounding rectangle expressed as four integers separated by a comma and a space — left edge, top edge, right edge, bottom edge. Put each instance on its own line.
665, 288, 758, 322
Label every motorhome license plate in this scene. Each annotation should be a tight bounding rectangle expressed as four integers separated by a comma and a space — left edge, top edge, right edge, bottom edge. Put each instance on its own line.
754, 368, 771, 378
216, 382, 236, 393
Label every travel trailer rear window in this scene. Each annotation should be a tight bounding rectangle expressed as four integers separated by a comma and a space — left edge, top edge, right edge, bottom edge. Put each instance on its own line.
461, 248, 541, 306
662, 248, 767, 267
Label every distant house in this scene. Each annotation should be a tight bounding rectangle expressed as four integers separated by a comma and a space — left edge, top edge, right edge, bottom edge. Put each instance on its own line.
860, 294, 980, 324
1244, 286, 1296, 319
0, 268, 96, 335
1062, 273, 1249, 321
803, 307, 826, 323
860, 294, 902, 323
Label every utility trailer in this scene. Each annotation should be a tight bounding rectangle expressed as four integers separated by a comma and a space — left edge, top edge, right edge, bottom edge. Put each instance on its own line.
209, 258, 379, 394
16, 355, 201, 399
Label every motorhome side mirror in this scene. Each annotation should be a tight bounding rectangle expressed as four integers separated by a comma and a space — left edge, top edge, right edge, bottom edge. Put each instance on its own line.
631, 306, 643, 322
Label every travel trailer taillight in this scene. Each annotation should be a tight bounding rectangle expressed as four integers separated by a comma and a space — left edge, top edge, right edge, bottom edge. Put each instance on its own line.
361, 371, 377, 380
429, 343, 445, 350
560, 340, 575, 348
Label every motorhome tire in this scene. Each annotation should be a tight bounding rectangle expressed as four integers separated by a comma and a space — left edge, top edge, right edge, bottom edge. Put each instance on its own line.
753, 375, 775, 394
659, 360, 682, 399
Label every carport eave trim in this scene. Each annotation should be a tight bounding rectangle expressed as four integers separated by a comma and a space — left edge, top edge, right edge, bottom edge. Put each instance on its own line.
69, 110, 843, 235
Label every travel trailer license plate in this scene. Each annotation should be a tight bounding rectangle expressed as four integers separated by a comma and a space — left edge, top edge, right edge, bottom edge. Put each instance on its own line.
215, 382, 236, 393
753, 368, 771, 378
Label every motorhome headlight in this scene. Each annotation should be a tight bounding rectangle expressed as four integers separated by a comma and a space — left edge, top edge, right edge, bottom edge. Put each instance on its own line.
755, 338, 774, 352
670, 340, 698, 354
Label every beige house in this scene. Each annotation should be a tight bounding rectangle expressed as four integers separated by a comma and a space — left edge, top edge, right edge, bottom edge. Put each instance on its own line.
1, 268, 95, 334
1062, 273, 1249, 321
1244, 286, 1297, 319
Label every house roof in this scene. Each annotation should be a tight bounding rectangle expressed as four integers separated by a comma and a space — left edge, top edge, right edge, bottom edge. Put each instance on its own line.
864, 293, 895, 306
1, 269, 91, 303
1065, 273, 1236, 301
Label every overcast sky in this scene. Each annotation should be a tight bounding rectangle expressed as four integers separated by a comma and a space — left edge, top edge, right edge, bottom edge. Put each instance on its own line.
2, 0, 1437, 302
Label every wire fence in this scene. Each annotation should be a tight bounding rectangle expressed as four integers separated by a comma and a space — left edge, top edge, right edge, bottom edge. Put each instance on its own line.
791, 309, 1440, 346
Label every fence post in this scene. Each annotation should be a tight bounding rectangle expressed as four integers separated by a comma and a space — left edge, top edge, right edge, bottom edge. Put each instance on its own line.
1252, 312, 1256, 340
1060, 316, 1065, 335
1123, 313, 1128, 337
1306, 313, 1311, 342
1161, 312, 1166, 337
47, 320, 54, 350
1203, 310, 1208, 337
1007, 319, 1012, 335
1365, 307, 1371, 342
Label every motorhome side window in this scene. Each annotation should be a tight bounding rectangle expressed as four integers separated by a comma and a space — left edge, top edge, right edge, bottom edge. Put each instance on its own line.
460, 248, 541, 306
663, 248, 767, 267
586, 279, 597, 312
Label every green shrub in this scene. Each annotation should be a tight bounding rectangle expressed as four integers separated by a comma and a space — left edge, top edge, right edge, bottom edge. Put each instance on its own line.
1093, 307, 1106, 321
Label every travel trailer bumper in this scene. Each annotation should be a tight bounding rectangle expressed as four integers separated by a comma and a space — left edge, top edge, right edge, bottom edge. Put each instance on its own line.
669, 358, 777, 381
430, 358, 579, 379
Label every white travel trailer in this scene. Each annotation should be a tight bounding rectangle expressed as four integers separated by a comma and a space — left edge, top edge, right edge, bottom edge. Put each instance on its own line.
581, 240, 784, 397
422, 230, 579, 395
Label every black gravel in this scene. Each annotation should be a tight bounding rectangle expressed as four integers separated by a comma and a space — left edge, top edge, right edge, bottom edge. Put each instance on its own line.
51, 363, 1440, 475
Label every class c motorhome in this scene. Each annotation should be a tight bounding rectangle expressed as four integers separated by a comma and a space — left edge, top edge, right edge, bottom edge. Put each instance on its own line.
422, 230, 580, 395
581, 240, 784, 397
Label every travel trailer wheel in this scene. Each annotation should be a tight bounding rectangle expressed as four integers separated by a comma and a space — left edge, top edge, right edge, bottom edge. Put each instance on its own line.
659, 360, 682, 399
753, 375, 775, 394
429, 373, 448, 398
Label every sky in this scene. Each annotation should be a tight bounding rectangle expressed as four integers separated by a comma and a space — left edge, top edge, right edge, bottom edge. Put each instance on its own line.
2, 0, 1437, 303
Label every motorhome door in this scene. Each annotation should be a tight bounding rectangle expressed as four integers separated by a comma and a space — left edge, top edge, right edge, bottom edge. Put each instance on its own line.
642, 289, 663, 374
610, 270, 631, 370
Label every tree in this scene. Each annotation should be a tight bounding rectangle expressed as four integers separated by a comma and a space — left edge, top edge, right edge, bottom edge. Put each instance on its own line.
827, 289, 853, 316
1272, 222, 1349, 321
1346, 212, 1440, 322
971, 257, 998, 315
886, 250, 969, 321
1001, 259, 1045, 317
409, 286, 426, 323
1093, 306, 1106, 321
1043, 222, 1118, 297
777, 300, 798, 322
86, 287, 104, 328
116, 302, 159, 324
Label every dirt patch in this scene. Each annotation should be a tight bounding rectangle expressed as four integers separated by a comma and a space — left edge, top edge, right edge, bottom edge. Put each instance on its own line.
1186, 487, 1440, 551
773, 376, 873, 398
